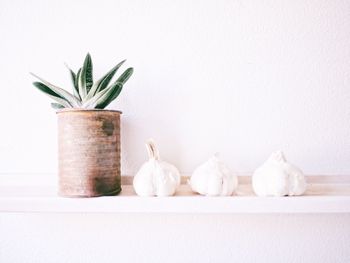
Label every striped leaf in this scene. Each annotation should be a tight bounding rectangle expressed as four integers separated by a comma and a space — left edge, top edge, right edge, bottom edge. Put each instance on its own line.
33, 82, 72, 108
85, 59, 125, 101
101, 68, 133, 105
30, 73, 81, 107
65, 65, 81, 101
115, 67, 134, 85
75, 68, 82, 97
82, 86, 112, 109
78, 53, 93, 99
95, 82, 123, 109
100, 68, 133, 105
51, 103, 65, 109
31, 54, 133, 110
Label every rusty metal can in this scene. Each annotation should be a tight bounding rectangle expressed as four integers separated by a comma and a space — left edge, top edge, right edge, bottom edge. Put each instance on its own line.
57, 109, 122, 197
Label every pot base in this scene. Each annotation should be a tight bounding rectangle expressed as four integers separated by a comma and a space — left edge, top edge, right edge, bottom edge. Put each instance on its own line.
58, 187, 122, 198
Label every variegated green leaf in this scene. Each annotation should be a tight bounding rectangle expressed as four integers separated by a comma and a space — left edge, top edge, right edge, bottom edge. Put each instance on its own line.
30, 73, 81, 107
99, 68, 133, 106
82, 86, 112, 109
95, 82, 123, 109
65, 64, 81, 101
85, 59, 125, 101
78, 70, 86, 99
31, 54, 133, 110
84, 54, 93, 92
51, 103, 65, 109
33, 82, 72, 108
115, 67, 134, 85
75, 67, 81, 93
69, 69, 76, 87
79, 53, 93, 99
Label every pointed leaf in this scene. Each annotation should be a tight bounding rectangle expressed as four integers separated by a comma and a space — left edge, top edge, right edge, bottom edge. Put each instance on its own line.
115, 67, 134, 85
95, 82, 123, 109
69, 68, 76, 86
30, 73, 81, 107
85, 59, 125, 101
79, 53, 93, 99
33, 82, 72, 108
74, 68, 81, 96
78, 69, 86, 99
105, 68, 133, 104
84, 53, 93, 92
65, 65, 81, 101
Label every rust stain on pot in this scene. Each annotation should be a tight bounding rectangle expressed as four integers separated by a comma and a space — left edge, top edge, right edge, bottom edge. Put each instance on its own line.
57, 109, 122, 197
102, 120, 114, 136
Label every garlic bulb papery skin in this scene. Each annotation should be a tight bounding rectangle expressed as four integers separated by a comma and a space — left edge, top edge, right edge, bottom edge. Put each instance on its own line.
252, 151, 307, 197
133, 140, 181, 197
189, 155, 238, 196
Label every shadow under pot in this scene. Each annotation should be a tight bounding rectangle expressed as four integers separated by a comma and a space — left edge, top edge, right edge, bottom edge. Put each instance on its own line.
57, 109, 122, 197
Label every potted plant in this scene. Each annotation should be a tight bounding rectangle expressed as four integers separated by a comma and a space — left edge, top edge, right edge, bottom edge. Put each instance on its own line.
31, 53, 133, 197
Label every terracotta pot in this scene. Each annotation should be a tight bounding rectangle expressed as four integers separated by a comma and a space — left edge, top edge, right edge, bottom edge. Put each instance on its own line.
57, 109, 122, 197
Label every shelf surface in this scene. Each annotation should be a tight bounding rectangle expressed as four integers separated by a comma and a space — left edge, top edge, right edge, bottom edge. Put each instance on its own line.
0, 175, 349, 214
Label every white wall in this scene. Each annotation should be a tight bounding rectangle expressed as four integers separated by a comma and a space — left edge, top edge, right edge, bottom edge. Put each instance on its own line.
1, 1, 350, 263
0, 0, 349, 176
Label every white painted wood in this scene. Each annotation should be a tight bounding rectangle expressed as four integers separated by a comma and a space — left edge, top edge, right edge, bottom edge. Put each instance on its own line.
0, 175, 349, 214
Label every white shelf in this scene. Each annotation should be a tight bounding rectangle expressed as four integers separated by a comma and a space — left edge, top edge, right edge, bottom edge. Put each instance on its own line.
0, 175, 349, 214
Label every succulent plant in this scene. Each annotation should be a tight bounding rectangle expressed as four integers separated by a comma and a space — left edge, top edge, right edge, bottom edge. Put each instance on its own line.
31, 53, 133, 109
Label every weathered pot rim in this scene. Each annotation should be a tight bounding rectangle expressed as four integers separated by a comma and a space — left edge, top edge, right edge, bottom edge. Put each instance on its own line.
56, 108, 122, 114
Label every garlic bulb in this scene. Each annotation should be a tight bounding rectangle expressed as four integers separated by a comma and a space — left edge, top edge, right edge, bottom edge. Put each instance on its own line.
189, 155, 238, 196
133, 140, 181, 197
252, 151, 307, 197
